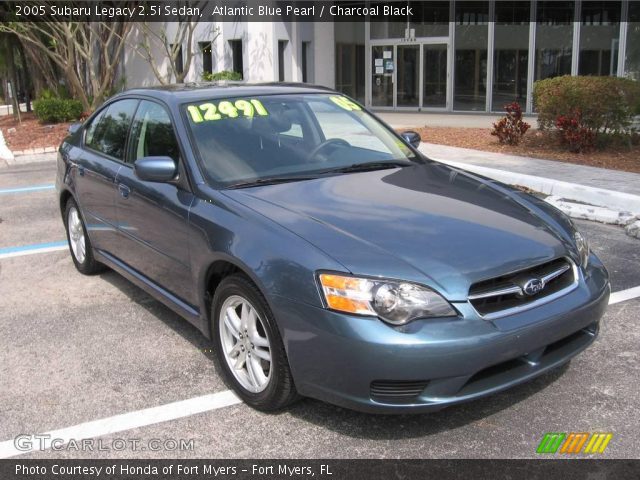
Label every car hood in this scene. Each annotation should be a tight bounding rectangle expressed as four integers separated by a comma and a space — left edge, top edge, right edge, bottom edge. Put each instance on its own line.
223, 162, 576, 301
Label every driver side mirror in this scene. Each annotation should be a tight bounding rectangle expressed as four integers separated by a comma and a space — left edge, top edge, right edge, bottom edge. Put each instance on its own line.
134, 156, 177, 183
400, 131, 421, 149
68, 123, 82, 135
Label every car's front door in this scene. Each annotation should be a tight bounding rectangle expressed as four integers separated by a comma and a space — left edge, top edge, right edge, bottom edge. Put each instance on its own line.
73, 99, 138, 254
114, 100, 196, 306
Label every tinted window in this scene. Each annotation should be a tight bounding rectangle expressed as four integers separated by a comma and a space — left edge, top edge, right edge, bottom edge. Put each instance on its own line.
86, 99, 138, 160
84, 109, 107, 146
127, 101, 180, 163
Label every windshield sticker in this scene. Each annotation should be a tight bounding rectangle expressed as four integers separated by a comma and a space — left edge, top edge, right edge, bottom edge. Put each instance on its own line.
329, 96, 362, 111
187, 99, 269, 123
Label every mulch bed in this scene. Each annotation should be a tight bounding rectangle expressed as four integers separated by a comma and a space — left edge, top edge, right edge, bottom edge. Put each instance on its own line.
0, 113, 71, 152
414, 126, 640, 174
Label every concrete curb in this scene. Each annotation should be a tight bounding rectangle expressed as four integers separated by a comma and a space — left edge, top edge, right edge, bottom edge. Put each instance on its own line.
5, 151, 57, 166
0, 129, 14, 166
546, 196, 637, 225
429, 157, 640, 216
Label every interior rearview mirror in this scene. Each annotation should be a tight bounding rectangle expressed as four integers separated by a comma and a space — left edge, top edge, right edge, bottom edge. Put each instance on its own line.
134, 156, 177, 183
400, 131, 421, 149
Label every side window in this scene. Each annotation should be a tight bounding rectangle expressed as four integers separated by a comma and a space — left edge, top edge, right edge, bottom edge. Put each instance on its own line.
127, 101, 180, 164
84, 109, 107, 146
86, 99, 138, 161
307, 100, 388, 152
280, 122, 303, 138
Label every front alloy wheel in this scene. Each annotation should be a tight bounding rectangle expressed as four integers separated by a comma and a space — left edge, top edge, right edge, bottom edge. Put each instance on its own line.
212, 274, 299, 411
219, 295, 272, 393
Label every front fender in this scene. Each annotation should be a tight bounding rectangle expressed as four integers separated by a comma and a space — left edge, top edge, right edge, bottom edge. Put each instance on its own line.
187, 188, 347, 336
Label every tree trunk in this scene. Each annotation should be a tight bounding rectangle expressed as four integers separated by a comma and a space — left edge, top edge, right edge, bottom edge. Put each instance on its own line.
16, 42, 31, 112
6, 41, 21, 122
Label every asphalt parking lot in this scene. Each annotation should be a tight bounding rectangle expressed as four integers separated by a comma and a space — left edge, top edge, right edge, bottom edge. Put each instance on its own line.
1, 161, 639, 459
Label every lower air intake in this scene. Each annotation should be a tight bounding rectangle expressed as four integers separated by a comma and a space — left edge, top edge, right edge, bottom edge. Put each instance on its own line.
370, 380, 429, 404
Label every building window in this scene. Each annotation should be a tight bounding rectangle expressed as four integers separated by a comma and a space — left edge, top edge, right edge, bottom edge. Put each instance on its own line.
492, 1, 530, 111
228, 39, 243, 79
302, 41, 311, 83
336, 43, 365, 102
626, 1, 640, 80
535, 1, 574, 81
278, 40, 288, 82
454, 1, 489, 111
409, 1, 450, 37
579, 1, 621, 76
200, 42, 212, 75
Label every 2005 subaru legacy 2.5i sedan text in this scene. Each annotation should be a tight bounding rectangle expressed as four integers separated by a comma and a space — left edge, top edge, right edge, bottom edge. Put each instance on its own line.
56, 84, 610, 413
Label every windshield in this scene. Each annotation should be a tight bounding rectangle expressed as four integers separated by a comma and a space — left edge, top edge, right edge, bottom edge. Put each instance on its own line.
183, 93, 419, 187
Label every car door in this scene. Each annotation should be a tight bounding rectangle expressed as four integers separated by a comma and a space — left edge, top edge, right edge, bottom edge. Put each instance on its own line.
114, 99, 196, 306
72, 99, 138, 255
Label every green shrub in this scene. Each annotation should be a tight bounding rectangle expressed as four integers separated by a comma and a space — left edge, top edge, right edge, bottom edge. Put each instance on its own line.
533, 76, 640, 137
202, 70, 243, 82
33, 97, 83, 123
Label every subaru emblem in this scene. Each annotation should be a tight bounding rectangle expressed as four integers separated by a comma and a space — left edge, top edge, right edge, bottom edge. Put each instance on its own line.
523, 278, 544, 296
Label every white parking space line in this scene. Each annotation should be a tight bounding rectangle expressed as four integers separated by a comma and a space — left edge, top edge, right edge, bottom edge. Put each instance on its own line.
609, 286, 640, 305
0, 390, 241, 458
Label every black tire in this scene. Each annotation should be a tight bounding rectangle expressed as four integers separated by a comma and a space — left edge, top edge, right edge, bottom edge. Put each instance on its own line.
64, 198, 104, 275
211, 274, 299, 411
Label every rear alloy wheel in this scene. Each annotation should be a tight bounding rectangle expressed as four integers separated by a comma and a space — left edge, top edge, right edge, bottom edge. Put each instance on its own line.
212, 274, 299, 410
64, 199, 104, 275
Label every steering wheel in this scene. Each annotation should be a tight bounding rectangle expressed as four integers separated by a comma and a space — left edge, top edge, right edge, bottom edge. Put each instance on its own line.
308, 138, 350, 162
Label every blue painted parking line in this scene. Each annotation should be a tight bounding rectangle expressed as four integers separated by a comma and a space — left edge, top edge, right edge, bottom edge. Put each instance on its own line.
0, 241, 68, 259
0, 184, 55, 195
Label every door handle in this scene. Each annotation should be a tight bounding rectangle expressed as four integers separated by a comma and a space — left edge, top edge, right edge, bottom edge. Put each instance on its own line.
118, 183, 130, 199
77, 166, 85, 176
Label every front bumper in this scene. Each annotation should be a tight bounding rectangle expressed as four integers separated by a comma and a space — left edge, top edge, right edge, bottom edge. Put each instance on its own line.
272, 255, 610, 413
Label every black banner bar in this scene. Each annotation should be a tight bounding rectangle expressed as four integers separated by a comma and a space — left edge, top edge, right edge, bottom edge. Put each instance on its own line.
1, 459, 640, 480
0, 0, 444, 23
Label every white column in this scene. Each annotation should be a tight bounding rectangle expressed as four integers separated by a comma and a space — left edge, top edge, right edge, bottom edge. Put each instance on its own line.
526, 0, 537, 114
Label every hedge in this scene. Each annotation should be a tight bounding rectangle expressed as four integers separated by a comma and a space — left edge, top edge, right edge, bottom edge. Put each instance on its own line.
202, 70, 243, 81
533, 75, 640, 136
33, 97, 83, 123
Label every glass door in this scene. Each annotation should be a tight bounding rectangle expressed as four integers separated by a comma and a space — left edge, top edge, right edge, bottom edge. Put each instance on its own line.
371, 45, 394, 107
396, 45, 420, 107
422, 44, 448, 109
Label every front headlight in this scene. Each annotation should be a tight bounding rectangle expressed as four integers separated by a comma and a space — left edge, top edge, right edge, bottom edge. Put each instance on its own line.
574, 230, 590, 267
318, 273, 456, 325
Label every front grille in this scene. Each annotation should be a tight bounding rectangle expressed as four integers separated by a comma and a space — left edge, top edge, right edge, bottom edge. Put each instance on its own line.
469, 258, 577, 319
370, 380, 429, 404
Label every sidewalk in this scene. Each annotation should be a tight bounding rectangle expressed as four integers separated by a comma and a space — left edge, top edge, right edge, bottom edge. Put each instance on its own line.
419, 143, 640, 198
376, 111, 510, 129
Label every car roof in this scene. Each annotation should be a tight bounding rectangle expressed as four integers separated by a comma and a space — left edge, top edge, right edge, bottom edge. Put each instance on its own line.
115, 82, 335, 104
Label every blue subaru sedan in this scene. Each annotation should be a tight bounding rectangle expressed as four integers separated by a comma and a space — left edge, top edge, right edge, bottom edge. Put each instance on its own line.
56, 84, 610, 413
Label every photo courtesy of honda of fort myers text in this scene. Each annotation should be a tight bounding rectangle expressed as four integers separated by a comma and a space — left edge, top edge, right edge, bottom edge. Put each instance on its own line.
0, 0, 639, 479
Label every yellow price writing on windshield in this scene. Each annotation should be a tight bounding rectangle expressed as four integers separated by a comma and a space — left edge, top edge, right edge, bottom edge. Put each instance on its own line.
329, 96, 362, 111
187, 99, 269, 123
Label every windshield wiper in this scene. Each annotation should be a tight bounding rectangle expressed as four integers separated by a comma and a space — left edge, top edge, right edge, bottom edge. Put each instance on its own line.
317, 161, 413, 175
225, 175, 319, 189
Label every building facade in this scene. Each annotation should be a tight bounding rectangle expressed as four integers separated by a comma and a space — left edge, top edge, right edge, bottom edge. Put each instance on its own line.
123, 1, 640, 113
